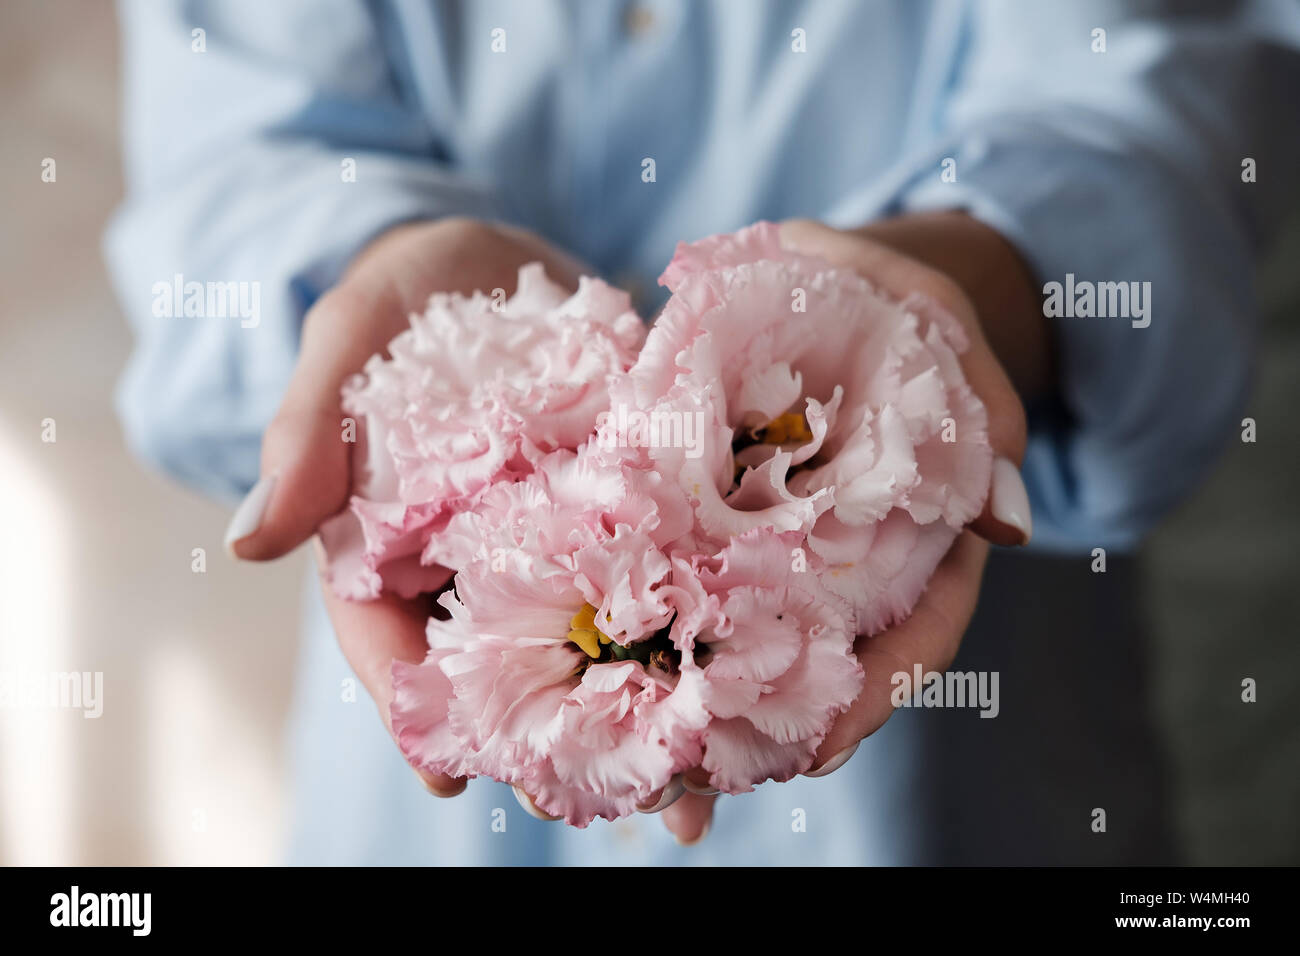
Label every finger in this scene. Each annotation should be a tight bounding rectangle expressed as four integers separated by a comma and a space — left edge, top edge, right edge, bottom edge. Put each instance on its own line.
661, 791, 716, 846
319, 565, 465, 796
226, 284, 403, 561
973, 456, 1033, 547
322, 583, 428, 730
808, 531, 990, 771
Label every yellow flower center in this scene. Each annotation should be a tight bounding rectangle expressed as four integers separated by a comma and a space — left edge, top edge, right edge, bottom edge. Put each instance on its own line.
567, 603, 614, 659
760, 411, 812, 445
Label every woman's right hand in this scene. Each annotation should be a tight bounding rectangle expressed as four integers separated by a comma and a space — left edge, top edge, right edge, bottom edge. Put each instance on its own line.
224, 217, 587, 796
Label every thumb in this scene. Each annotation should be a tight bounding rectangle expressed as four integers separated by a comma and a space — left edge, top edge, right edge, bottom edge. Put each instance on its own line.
224, 407, 351, 562
225, 285, 394, 561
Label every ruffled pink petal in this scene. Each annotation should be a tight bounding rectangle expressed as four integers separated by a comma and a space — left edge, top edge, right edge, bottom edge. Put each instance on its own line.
571, 526, 674, 643
390, 651, 474, 780
549, 694, 675, 803
814, 509, 959, 635
318, 500, 454, 601
698, 675, 765, 720
688, 530, 862, 785
441, 637, 577, 768
701, 716, 819, 794
659, 221, 828, 293
518, 761, 635, 828
742, 609, 863, 745
698, 586, 803, 683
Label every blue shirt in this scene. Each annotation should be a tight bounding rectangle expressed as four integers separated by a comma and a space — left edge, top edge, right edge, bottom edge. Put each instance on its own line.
105, 0, 1300, 551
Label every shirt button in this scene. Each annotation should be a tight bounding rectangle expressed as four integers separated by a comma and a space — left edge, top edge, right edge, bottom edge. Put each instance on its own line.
623, 3, 657, 37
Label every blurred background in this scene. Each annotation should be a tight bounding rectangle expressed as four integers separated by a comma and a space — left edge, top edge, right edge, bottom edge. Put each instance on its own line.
0, 0, 304, 865
0, 1, 1295, 865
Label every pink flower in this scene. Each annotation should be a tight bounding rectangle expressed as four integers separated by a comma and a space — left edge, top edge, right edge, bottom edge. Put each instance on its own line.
335, 224, 996, 816
668, 530, 863, 793
390, 449, 709, 826
613, 222, 992, 634
320, 265, 645, 599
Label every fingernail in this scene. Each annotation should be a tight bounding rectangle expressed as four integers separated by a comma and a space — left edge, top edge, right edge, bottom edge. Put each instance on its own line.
675, 818, 711, 847
416, 770, 466, 799
990, 457, 1032, 545
682, 772, 719, 796
803, 741, 859, 778
513, 785, 560, 821
637, 775, 686, 814
224, 473, 277, 557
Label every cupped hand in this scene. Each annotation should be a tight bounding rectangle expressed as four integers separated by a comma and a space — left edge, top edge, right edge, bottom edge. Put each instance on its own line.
652, 216, 1042, 845
225, 217, 587, 795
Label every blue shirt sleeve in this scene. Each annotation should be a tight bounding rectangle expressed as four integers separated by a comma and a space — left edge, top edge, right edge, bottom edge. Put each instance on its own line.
104, 0, 498, 499
850, 0, 1300, 551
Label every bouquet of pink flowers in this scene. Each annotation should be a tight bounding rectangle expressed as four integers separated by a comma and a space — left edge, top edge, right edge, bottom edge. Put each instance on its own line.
320, 222, 992, 825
